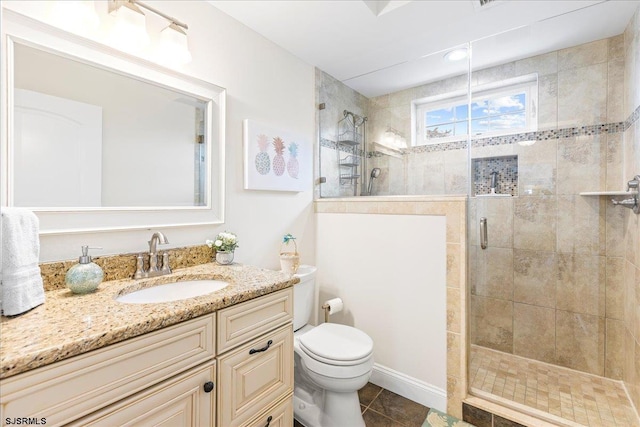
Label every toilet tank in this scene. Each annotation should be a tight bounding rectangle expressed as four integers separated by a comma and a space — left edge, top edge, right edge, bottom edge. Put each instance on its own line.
293, 265, 317, 331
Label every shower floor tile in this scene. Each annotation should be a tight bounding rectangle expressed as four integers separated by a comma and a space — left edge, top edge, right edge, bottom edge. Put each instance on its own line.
469, 345, 639, 427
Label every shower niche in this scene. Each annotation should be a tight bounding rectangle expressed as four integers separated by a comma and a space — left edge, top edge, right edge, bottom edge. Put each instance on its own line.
471, 155, 518, 197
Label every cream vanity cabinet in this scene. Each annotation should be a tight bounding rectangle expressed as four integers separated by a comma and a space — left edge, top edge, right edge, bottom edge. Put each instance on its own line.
216, 288, 294, 427
0, 314, 216, 426
0, 288, 293, 427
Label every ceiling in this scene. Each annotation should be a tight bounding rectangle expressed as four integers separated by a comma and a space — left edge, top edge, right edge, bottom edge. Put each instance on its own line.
209, 0, 640, 97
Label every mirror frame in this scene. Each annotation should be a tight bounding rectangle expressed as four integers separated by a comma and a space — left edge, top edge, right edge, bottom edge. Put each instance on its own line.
1, 10, 226, 234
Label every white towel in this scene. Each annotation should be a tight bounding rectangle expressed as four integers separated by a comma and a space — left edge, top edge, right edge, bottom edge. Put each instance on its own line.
1, 208, 45, 316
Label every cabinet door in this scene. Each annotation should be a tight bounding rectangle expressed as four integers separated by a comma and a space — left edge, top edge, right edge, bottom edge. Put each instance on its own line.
68, 362, 216, 427
245, 395, 293, 427
218, 324, 293, 427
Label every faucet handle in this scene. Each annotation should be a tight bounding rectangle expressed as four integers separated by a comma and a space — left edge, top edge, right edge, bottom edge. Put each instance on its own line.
627, 175, 640, 192
134, 253, 145, 279
161, 252, 171, 274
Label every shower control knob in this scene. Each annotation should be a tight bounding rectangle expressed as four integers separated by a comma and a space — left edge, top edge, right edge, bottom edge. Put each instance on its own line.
627, 175, 640, 191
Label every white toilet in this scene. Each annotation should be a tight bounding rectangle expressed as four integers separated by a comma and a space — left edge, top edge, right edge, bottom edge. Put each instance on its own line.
292, 265, 374, 427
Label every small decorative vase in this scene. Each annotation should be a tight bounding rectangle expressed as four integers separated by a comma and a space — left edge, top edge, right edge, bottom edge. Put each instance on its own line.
215, 251, 234, 265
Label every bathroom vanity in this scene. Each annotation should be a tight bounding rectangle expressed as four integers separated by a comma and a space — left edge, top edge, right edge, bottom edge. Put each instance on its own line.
0, 263, 296, 427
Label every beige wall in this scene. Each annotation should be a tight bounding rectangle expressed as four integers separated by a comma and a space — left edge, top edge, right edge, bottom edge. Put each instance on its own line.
622, 4, 640, 414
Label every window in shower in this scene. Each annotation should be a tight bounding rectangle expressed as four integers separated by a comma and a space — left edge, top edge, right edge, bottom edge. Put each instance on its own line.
413, 74, 538, 146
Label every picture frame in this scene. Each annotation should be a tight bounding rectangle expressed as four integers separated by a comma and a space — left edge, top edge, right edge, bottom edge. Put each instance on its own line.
243, 119, 311, 192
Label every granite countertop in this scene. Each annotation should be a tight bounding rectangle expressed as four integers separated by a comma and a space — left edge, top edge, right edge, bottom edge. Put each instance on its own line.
0, 262, 299, 380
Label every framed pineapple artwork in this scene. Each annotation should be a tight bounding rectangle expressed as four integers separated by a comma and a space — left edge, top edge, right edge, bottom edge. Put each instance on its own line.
243, 119, 311, 192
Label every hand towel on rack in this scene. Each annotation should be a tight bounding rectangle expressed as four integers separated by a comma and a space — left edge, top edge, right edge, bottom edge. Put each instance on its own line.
1, 208, 45, 316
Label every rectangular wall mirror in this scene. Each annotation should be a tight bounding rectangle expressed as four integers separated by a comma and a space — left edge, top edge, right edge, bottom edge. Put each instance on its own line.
1, 10, 226, 234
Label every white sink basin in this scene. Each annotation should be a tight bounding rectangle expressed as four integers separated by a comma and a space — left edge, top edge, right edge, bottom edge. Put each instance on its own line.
116, 280, 229, 304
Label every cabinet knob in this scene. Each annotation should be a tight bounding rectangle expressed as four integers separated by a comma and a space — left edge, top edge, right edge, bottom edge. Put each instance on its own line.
203, 381, 214, 393
264, 415, 273, 427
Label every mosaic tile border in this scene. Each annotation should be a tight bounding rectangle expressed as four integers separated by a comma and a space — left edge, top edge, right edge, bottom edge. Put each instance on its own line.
323, 105, 640, 156
625, 104, 640, 129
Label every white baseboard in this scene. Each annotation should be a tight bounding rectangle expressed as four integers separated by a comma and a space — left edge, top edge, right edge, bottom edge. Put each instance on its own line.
369, 363, 447, 412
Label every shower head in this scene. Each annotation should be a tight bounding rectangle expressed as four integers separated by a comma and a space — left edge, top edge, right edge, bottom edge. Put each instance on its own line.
368, 168, 381, 195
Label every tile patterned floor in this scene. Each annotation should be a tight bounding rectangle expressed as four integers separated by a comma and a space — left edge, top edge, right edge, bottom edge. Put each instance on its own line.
293, 382, 430, 427
469, 345, 640, 427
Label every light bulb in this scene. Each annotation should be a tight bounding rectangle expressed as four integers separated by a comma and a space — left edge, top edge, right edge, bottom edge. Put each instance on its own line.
109, 2, 149, 53
154, 23, 192, 66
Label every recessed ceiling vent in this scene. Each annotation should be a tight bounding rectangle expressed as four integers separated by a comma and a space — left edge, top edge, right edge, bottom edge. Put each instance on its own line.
472, 0, 502, 11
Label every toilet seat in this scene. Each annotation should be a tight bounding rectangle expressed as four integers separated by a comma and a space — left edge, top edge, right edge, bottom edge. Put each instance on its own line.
298, 323, 373, 366
295, 323, 374, 379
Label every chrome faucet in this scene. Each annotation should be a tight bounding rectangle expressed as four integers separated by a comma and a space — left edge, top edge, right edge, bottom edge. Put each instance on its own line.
134, 231, 171, 279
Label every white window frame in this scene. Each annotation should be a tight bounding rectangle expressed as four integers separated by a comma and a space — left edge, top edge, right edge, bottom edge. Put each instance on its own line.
411, 74, 538, 146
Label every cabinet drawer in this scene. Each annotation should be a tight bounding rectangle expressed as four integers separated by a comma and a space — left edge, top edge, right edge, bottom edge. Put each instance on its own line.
217, 288, 292, 353
245, 394, 293, 427
218, 324, 293, 427
0, 314, 215, 426
68, 362, 216, 427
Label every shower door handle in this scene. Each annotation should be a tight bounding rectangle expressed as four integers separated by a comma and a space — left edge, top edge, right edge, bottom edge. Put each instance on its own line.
480, 217, 488, 250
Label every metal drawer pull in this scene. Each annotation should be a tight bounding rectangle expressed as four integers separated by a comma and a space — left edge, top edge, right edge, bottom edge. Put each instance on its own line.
480, 217, 488, 250
249, 339, 273, 355
203, 381, 214, 393
264, 415, 273, 427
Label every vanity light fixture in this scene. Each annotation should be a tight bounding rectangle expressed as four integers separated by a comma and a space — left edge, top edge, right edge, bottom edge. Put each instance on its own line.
108, 0, 191, 64
444, 48, 468, 62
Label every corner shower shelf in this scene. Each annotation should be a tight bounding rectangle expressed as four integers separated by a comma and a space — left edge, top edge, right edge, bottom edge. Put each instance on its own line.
340, 174, 361, 180
340, 155, 360, 167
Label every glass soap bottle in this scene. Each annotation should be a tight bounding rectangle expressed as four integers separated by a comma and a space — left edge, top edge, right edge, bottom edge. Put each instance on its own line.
65, 246, 104, 294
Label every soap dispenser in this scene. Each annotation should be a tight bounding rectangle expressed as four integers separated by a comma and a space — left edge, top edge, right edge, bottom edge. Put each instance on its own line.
65, 246, 104, 294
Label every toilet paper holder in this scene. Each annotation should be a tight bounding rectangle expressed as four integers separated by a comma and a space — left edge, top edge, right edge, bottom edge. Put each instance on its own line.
321, 303, 331, 323
321, 298, 343, 323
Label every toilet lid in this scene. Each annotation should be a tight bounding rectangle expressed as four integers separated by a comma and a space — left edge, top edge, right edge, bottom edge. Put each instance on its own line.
298, 323, 373, 363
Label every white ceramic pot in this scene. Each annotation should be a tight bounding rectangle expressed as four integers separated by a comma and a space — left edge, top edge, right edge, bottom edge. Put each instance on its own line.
216, 251, 234, 265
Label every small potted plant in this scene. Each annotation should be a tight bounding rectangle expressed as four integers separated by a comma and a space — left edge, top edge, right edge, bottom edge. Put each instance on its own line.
280, 233, 299, 274
206, 232, 239, 265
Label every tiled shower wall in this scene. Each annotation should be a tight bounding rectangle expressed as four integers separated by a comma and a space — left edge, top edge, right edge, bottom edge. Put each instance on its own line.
622, 6, 640, 415
316, 69, 368, 198
367, 74, 469, 196
468, 33, 635, 381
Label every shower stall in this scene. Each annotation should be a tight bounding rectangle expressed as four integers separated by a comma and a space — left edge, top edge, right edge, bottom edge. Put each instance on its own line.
317, 2, 640, 426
